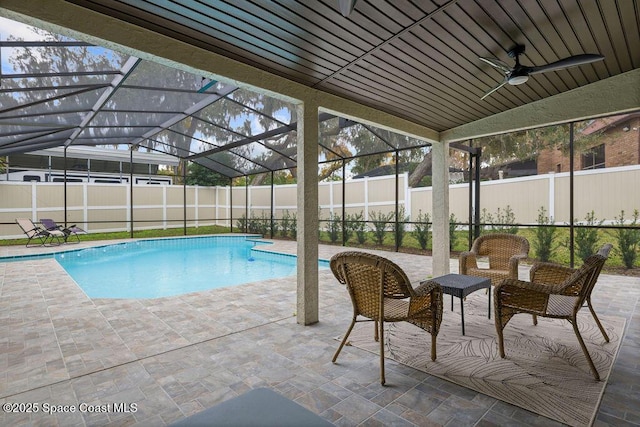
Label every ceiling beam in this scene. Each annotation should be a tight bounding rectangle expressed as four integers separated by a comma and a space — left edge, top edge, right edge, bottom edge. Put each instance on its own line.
441, 69, 640, 142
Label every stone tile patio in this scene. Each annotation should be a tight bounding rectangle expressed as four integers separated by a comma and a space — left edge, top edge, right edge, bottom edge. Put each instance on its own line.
0, 237, 638, 426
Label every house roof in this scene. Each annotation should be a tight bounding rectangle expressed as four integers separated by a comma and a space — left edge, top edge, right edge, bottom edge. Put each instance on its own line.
580, 112, 640, 136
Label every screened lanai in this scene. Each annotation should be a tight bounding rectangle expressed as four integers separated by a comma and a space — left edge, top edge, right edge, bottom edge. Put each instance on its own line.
1, 16, 442, 244
1, 0, 639, 328
0, 17, 431, 179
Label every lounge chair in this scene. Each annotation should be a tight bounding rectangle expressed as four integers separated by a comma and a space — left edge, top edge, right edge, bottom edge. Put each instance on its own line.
16, 218, 64, 247
39, 218, 87, 243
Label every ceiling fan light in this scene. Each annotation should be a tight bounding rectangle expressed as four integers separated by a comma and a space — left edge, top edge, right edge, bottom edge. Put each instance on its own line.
508, 75, 529, 85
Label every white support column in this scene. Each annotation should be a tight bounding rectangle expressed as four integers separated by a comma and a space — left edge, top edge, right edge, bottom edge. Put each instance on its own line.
431, 141, 450, 276
296, 100, 319, 326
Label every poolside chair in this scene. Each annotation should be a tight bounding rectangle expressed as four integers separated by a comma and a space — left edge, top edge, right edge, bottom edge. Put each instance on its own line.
40, 218, 87, 243
459, 233, 530, 288
16, 218, 64, 247
330, 251, 443, 385
494, 243, 613, 380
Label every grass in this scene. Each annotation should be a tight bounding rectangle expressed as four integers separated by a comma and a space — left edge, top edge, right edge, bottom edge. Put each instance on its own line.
0, 225, 231, 247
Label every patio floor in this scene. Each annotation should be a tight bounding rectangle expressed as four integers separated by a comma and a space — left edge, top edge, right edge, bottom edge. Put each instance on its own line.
0, 237, 638, 426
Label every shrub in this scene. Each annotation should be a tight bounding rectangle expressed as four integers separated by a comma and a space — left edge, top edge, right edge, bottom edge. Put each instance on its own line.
236, 215, 247, 232
412, 210, 431, 250
614, 209, 640, 269
533, 206, 557, 262
280, 210, 292, 238
343, 213, 356, 243
394, 206, 409, 248
350, 211, 367, 244
449, 213, 458, 250
370, 210, 393, 245
290, 212, 297, 239
480, 205, 518, 234
574, 211, 603, 262
246, 213, 258, 234
270, 216, 279, 237
325, 212, 341, 243
249, 212, 270, 236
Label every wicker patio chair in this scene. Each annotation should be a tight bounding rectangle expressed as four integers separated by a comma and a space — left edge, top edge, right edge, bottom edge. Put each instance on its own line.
494, 243, 613, 380
459, 233, 530, 287
330, 251, 443, 385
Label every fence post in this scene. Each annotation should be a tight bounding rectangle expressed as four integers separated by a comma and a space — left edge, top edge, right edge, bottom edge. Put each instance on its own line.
83, 182, 88, 232
548, 171, 556, 221
31, 181, 37, 221
195, 185, 199, 229
342, 160, 346, 246
163, 185, 167, 230
404, 172, 410, 225
364, 176, 369, 221
271, 171, 274, 238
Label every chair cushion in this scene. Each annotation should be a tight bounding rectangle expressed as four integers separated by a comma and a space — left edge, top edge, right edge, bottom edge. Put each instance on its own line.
466, 268, 510, 279
383, 298, 410, 321
546, 294, 578, 316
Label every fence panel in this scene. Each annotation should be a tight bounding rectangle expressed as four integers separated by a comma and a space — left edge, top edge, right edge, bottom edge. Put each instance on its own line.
2, 166, 639, 239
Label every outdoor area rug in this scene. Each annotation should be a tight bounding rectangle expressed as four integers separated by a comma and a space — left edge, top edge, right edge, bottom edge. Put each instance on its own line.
342, 293, 625, 427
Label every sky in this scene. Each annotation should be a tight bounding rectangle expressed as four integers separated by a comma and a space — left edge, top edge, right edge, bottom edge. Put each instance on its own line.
1, 17, 41, 73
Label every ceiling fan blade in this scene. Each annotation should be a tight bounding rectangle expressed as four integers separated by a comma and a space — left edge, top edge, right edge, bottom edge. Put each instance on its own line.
528, 54, 604, 75
481, 79, 508, 100
479, 56, 511, 73
338, 0, 358, 17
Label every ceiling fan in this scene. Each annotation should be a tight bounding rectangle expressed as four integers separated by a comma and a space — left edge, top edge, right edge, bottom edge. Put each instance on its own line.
480, 45, 604, 100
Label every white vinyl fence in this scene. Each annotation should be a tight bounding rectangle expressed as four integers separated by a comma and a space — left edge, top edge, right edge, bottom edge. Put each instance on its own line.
2, 165, 639, 239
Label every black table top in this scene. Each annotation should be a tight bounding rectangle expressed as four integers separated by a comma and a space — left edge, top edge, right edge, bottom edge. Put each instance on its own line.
422, 273, 491, 298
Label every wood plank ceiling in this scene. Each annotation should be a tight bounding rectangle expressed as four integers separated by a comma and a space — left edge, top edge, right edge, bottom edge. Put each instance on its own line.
62, 0, 640, 132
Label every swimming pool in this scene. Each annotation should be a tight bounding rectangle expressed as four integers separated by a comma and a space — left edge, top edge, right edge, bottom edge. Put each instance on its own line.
54, 236, 329, 299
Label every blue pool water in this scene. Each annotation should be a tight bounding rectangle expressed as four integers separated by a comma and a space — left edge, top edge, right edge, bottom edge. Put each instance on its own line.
54, 236, 328, 299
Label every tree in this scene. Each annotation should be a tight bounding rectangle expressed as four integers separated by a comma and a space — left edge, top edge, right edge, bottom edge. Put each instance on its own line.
408, 151, 432, 187
3, 22, 430, 187
186, 163, 229, 186
476, 125, 570, 167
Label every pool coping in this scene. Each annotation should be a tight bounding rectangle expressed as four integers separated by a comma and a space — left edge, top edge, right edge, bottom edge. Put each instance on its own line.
0, 234, 268, 263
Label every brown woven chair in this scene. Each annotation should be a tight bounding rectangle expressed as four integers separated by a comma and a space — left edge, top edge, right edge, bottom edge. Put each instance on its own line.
459, 233, 530, 287
330, 251, 443, 385
494, 243, 612, 380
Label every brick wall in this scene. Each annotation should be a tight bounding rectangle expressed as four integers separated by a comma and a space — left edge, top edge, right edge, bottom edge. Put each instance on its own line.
537, 116, 640, 173
604, 117, 640, 167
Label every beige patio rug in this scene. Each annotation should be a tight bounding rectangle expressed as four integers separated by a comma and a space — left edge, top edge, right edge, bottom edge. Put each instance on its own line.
342, 293, 625, 427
